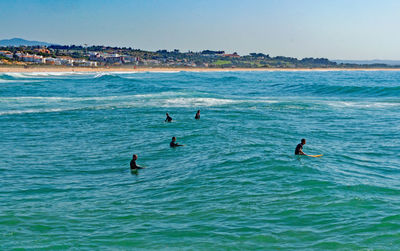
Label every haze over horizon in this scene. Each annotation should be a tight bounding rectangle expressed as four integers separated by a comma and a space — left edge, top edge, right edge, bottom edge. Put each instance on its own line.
1, 0, 400, 60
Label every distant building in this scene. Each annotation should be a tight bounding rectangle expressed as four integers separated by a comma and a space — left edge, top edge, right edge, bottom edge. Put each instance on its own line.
33, 47, 51, 54
17, 54, 45, 63
74, 60, 97, 67
106, 56, 122, 64
0, 50, 13, 59
88, 52, 102, 62
222, 52, 240, 58
122, 55, 138, 64
58, 57, 74, 66
33, 55, 45, 63
45, 57, 61, 65
142, 59, 160, 66
89, 52, 123, 64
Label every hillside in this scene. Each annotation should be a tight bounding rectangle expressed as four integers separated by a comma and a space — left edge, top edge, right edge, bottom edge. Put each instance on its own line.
0, 38, 57, 47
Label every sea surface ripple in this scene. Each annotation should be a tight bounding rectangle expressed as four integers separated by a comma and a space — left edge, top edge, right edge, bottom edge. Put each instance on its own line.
1, 71, 400, 249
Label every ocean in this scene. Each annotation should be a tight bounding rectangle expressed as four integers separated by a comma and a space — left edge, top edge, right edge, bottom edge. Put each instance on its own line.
1, 70, 400, 249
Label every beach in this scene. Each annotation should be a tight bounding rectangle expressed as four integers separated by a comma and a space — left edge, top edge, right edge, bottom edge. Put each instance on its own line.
1, 65, 400, 73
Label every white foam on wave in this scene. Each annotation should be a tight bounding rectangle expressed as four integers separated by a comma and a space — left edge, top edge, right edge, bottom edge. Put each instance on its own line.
134, 91, 190, 98
0, 92, 243, 115
0, 108, 66, 115
159, 97, 238, 107
0, 79, 42, 83
93, 72, 116, 78
137, 70, 181, 73
1, 72, 92, 78
250, 99, 280, 104
0, 91, 192, 103
0, 70, 182, 79
4, 94, 397, 110
0, 105, 118, 115
0, 98, 237, 115
2, 96, 238, 106
252, 97, 400, 109
325, 101, 400, 108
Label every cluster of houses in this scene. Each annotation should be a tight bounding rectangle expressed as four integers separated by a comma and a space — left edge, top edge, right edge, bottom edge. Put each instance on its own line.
0, 47, 242, 67
0, 50, 98, 67
0, 50, 146, 67
74, 52, 194, 67
0, 49, 162, 67
88, 52, 139, 65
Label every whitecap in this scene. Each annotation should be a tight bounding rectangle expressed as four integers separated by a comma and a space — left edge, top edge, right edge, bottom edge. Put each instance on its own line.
325, 101, 400, 108
159, 97, 238, 107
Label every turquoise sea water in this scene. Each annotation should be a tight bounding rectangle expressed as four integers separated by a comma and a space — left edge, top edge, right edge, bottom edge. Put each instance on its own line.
1, 71, 400, 249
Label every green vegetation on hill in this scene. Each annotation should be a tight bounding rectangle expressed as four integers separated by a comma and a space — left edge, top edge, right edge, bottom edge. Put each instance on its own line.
213, 60, 232, 66
0, 44, 399, 68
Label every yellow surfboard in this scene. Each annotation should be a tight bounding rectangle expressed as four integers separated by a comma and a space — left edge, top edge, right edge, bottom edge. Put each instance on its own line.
308, 154, 323, 158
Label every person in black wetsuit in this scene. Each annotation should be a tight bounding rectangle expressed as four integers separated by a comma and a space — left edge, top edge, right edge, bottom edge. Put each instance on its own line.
130, 154, 144, 169
195, 110, 200, 120
170, 137, 184, 147
165, 113, 172, 122
295, 138, 306, 155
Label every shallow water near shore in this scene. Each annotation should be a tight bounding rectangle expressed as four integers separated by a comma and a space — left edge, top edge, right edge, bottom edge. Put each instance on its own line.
1, 71, 400, 249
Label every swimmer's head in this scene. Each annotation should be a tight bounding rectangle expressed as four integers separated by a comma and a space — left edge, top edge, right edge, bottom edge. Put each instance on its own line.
301, 138, 306, 144
172, 137, 176, 142
132, 154, 138, 160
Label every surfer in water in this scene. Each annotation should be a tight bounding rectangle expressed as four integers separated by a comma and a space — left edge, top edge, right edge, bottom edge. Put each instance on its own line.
170, 137, 184, 147
295, 139, 306, 155
195, 110, 200, 120
165, 113, 173, 122
130, 154, 144, 169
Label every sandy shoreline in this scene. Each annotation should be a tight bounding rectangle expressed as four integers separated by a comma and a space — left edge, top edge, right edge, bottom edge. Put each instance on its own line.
1, 66, 400, 73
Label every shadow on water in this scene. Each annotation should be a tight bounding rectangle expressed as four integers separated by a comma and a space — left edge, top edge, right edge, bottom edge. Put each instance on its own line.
130, 169, 139, 176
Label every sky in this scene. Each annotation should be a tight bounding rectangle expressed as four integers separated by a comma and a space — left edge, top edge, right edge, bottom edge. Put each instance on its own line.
1, 0, 400, 60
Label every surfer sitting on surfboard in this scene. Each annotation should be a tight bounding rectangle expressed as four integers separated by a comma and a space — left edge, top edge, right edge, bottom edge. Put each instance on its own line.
294, 139, 323, 157
130, 154, 144, 169
165, 113, 173, 122
170, 137, 184, 147
295, 139, 306, 155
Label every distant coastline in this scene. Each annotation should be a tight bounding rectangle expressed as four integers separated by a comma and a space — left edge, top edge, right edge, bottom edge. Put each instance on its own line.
1, 42, 399, 71
1, 65, 400, 73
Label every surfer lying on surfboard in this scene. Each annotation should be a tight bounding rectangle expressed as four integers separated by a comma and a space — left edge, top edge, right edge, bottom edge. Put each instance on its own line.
295, 138, 323, 157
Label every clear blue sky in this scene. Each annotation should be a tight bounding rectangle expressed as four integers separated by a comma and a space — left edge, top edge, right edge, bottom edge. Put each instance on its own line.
1, 0, 400, 60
